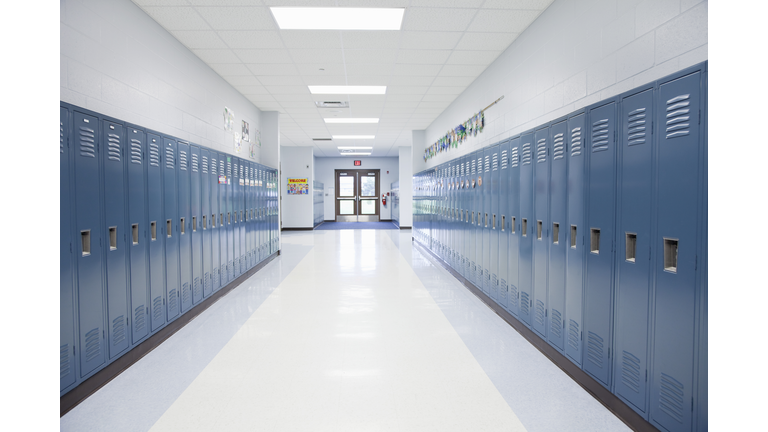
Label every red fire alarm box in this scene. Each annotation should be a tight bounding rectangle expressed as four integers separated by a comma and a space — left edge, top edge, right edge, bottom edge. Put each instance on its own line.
354, 160, 361, 166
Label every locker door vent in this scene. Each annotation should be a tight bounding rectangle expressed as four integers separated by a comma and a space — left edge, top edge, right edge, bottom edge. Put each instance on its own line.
179, 150, 188, 171
182, 283, 190, 305
165, 147, 175, 169
107, 133, 121, 162
621, 350, 642, 393
211, 158, 217, 175
134, 305, 146, 334
471, 160, 476, 175
510, 147, 519, 167
152, 296, 163, 321
586, 331, 604, 369
60, 344, 70, 378
111, 315, 126, 345
535, 300, 545, 328
202, 156, 208, 174
168, 288, 178, 312
227, 161, 232, 176
501, 150, 508, 169
570, 127, 582, 157
84, 327, 101, 362
220, 160, 225, 175
568, 320, 580, 351
204, 273, 210, 292
149, 142, 160, 167
130, 139, 142, 164
520, 292, 530, 315
553, 133, 565, 159
492, 153, 498, 171
78, 126, 96, 158
509, 284, 518, 304
193, 278, 201, 299
627, 108, 648, 146
522, 143, 532, 165
536, 138, 547, 163
659, 373, 685, 423
551, 309, 562, 339
60, 121, 64, 153
665, 94, 691, 139
192, 153, 199, 172
483, 156, 488, 173
591, 119, 609, 153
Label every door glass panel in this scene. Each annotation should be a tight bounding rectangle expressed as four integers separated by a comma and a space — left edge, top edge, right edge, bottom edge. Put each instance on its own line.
360, 176, 376, 196
339, 176, 354, 196
340, 200, 355, 214
361, 200, 376, 214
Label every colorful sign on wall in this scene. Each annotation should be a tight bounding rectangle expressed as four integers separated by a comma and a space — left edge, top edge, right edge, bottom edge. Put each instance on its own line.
287, 178, 309, 195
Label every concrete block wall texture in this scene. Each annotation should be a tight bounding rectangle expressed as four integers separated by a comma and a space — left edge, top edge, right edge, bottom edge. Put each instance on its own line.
60, 0, 267, 163
415, 0, 707, 172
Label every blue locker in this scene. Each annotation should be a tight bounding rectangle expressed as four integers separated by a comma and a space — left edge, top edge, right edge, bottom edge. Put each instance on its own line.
254, 166, 261, 262
614, 88, 655, 415
475, 153, 484, 287
649, 70, 703, 432
221, 155, 230, 285
147, 133, 166, 331
126, 127, 149, 344
239, 162, 246, 274
498, 140, 510, 310
244, 164, 250, 269
532, 126, 550, 337
584, 101, 617, 387
247, 164, 253, 268
177, 142, 193, 313
489, 144, 500, 301
163, 138, 180, 320
469, 156, 478, 286
191, 145, 203, 304
60, 106, 77, 392
507, 137, 521, 316
548, 120, 568, 352
232, 160, 240, 277
565, 113, 586, 365
481, 151, 491, 293
227, 157, 235, 281
201, 149, 212, 297
518, 131, 535, 326
211, 154, 221, 291
463, 157, 471, 278
73, 110, 106, 376
262, 167, 267, 260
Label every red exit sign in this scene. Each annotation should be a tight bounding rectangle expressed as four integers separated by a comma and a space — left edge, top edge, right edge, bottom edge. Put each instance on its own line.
354, 160, 361, 166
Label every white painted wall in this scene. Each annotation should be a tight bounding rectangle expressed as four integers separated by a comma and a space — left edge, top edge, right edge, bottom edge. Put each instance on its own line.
414, 0, 708, 172
60, 0, 271, 163
315, 158, 399, 221
398, 147, 413, 228
280, 147, 315, 229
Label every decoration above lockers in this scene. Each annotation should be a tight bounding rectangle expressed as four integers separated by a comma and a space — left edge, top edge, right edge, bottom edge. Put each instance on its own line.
424, 96, 504, 162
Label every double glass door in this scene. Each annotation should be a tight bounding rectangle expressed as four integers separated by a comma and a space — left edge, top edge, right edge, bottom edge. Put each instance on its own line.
335, 169, 380, 222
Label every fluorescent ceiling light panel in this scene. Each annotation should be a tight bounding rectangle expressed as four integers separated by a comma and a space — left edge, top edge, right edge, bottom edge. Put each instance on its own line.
340, 152, 372, 156
270, 7, 404, 30
308, 86, 386, 95
337, 146, 373, 150
333, 135, 375, 139
324, 118, 379, 124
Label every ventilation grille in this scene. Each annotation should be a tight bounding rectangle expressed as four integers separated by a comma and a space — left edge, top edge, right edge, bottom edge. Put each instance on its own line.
484, 155, 490, 172
587, 331, 604, 369
192, 153, 199, 172
112, 315, 126, 345
168, 288, 177, 312
536, 138, 547, 163
471, 160, 476, 175
182, 282, 190, 305
202, 156, 208, 174
152, 296, 163, 322
571, 127, 582, 157
510, 147, 519, 167
84, 327, 101, 362
211, 158, 217, 175
204, 272, 210, 293
134, 305, 146, 334
128, 139, 142, 165
553, 133, 565, 160
592, 119, 610, 152
193, 277, 201, 299
666, 94, 691, 139
568, 319, 580, 352
520, 291, 530, 316
149, 142, 160, 167
492, 153, 498, 171
107, 133, 121, 162
179, 149, 188, 171
79, 126, 96, 158
60, 121, 64, 153
522, 143, 532, 165
621, 350, 642, 393
165, 146, 175, 169
60, 344, 70, 379
551, 309, 562, 340
535, 300, 546, 327
659, 373, 685, 423
240, 164, 243, 177
509, 284, 518, 306
628, 107, 648, 146
220, 160, 225, 176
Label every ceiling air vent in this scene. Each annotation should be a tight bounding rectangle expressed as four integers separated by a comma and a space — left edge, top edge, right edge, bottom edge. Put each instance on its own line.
315, 101, 350, 108
312, 138, 332, 141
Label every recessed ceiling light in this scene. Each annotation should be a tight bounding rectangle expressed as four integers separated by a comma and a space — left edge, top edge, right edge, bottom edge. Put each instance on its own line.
333, 135, 375, 139
340, 152, 372, 156
337, 146, 373, 150
309, 86, 386, 95
325, 118, 379, 124
270, 7, 405, 31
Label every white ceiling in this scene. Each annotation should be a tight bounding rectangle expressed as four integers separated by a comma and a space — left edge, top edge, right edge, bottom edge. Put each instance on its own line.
133, 0, 554, 157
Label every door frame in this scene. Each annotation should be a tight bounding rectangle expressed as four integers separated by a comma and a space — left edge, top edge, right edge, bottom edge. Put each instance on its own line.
334, 169, 380, 222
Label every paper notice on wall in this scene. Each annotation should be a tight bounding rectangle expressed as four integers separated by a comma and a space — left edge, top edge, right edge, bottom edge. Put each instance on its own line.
219, 175, 226, 184
287, 178, 309, 195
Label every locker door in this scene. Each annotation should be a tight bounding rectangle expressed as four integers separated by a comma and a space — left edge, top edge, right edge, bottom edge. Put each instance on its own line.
73, 110, 106, 376
164, 138, 180, 320
239, 162, 246, 274
498, 140, 510, 311
463, 158, 471, 278
248, 164, 253, 268
456, 158, 464, 277
519, 132, 534, 326
476, 153, 485, 287
565, 114, 586, 365
650, 71, 703, 432
177, 142, 192, 313
584, 101, 617, 387
507, 137, 521, 316
126, 127, 149, 344
489, 145, 500, 300
221, 155, 230, 285
244, 164, 250, 269
232, 160, 240, 277
469, 155, 479, 286
548, 121, 568, 351
201, 149, 212, 297
256, 167, 262, 262
190, 145, 202, 304
533, 127, 550, 337
147, 134, 166, 331
614, 88, 654, 414
60, 106, 77, 391
211, 154, 221, 291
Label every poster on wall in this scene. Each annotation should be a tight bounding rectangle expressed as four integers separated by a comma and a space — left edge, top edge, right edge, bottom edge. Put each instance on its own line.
242, 120, 250, 142
287, 178, 309, 195
223, 107, 234, 132
233, 132, 242, 153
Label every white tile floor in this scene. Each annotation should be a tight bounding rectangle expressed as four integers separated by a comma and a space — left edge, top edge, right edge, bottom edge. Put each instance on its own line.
61, 230, 629, 432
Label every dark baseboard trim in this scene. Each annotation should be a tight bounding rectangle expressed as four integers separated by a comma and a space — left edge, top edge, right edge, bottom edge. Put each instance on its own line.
399, 226, 412, 230
60, 251, 279, 417
324, 220, 334, 222
281, 227, 313, 231
411, 239, 658, 432
380, 219, 392, 222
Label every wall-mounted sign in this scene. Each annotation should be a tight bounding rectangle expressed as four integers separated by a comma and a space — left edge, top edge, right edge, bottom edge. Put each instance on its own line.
287, 178, 309, 195
354, 160, 361, 166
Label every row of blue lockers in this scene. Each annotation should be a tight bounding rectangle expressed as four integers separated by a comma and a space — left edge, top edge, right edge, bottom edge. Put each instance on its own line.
412, 63, 707, 432
60, 102, 280, 396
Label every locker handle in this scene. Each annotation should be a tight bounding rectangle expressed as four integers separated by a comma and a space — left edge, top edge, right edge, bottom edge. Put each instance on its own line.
625, 233, 637, 262
109, 226, 117, 250
81, 230, 91, 256
151, 221, 157, 241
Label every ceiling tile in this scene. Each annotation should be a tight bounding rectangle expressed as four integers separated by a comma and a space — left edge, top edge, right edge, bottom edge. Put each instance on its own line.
265, 85, 311, 95
467, 9, 542, 33
224, 75, 262, 86
280, 30, 343, 49
340, 31, 401, 49
396, 50, 451, 65
426, 86, 465, 95
445, 50, 501, 65
431, 76, 474, 86
194, 7, 277, 30
234, 85, 270, 95
421, 94, 459, 102
392, 64, 442, 76
388, 76, 434, 86
247, 95, 277, 103
256, 75, 306, 86
171, 31, 227, 49
209, 63, 252, 76
410, 0, 484, 7
187, 1, 266, 5
385, 101, 420, 109
438, 64, 487, 76
234, 49, 293, 63
246, 63, 299, 75
384, 94, 424, 101
455, 32, 520, 51
193, 49, 241, 63
142, 7, 210, 30
289, 49, 344, 64
295, 63, 346, 75
399, 31, 463, 50
345, 76, 390, 86
388, 86, 429, 95
482, 0, 554, 10
217, 31, 284, 49
417, 101, 450, 108
345, 64, 394, 76
302, 76, 348, 85
268, 94, 315, 102
343, 49, 398, 64
402, 7, 477, 32
280, 101, 316, 108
